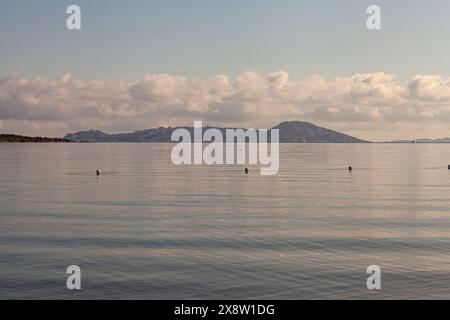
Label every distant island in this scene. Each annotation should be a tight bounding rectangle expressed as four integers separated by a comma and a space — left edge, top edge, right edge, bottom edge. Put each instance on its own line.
63, 121, 369, 143
0, 134, 72, 143
390, 137, 450, 143
6, 121, 450, 143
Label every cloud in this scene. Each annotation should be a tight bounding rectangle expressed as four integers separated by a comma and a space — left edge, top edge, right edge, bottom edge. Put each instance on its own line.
1, 71, 450, 140
408, 75, 450, 101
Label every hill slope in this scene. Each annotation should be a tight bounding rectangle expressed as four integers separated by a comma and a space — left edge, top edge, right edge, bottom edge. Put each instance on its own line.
273, 121, 367, 143
0, 134, 71, 143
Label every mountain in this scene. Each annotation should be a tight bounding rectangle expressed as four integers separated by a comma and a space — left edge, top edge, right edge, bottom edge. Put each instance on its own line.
0, 134, 72, 143
390, 137, 450, 143
64, 128, 175, 142
273, 121, 367, 143
63, 121, 369, 143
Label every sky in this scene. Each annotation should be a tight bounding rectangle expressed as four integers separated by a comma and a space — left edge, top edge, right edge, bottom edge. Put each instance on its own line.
1, 0, 450, 141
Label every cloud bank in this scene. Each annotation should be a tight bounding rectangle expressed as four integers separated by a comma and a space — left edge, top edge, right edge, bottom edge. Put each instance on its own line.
1, 71, 450, 140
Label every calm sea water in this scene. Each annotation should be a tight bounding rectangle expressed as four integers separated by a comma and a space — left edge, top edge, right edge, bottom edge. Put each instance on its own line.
1, 143, 450, 299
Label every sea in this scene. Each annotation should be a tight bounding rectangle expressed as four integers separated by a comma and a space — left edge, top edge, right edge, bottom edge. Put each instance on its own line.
1, 143, 450, 299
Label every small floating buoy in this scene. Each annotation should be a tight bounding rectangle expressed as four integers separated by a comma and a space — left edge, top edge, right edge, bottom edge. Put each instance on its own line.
244, 167, 249, 174
96, 169, 101, 176
348, 166, 353, 171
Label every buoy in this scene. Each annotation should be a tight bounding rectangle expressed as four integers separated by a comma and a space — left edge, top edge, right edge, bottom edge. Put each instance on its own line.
348, 166, 353, 171
96, 169, 101, 176
244, 167, 249, 174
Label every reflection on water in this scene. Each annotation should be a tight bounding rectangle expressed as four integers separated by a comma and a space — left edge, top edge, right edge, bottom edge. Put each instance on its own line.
1, 143, 450, 299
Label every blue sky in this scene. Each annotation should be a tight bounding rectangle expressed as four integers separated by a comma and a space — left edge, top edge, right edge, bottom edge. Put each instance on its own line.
1, 0, 450, 80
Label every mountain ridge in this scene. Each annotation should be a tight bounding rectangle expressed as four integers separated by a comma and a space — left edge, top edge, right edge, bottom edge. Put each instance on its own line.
64, 121, 370, 143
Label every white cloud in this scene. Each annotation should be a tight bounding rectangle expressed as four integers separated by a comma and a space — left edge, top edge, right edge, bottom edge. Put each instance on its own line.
408, 75, 450, 101
1, 72, 450, 140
